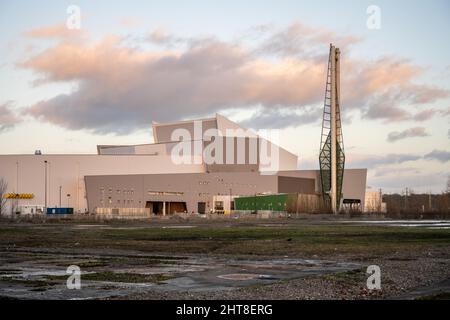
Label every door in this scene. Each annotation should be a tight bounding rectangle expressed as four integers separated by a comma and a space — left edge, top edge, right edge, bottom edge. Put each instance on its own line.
197, 202, 206, 214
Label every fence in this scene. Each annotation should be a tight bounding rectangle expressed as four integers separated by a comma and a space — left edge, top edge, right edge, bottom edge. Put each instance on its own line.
94, 207, 151, 219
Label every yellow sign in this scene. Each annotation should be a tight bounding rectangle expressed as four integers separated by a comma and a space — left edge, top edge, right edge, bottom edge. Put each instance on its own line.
3, 193, 34, 199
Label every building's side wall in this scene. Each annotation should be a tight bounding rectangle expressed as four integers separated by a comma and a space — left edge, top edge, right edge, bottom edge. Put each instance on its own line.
341, 169, 367, 210
278, 169, 367, 208
0, 155, 205, 215
277, 176, 316, 194
277, 170, 321, 192
85, 172, 280, 214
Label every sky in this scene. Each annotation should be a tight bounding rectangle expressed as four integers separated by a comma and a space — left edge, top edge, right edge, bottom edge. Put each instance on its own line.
0, 0, 449, 193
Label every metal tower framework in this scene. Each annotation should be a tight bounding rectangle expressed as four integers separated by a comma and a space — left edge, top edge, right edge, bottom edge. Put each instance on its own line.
319, 44, 345, 213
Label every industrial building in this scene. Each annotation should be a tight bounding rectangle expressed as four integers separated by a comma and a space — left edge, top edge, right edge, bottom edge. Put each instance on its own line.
0, 113, 367, 216
0, 44, 368, 217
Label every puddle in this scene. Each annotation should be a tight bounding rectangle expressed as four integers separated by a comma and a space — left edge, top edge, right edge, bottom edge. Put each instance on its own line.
339, 220, 450, 229
162, 226, 197, 229
0, 250, 359, 299
218, 274, 276, 281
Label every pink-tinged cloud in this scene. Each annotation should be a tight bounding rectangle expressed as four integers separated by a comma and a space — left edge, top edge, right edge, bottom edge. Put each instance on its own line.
19, 23, 449, 134
24, 23, 85, 40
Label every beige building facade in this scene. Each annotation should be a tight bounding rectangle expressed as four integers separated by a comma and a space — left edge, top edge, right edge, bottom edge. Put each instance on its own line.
0, 114, 367, 215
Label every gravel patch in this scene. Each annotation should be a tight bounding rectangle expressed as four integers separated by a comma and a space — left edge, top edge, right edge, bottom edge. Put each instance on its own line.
120, 247, 450, 300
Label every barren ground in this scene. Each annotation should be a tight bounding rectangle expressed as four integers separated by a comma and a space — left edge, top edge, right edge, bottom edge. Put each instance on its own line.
0, 216, 449, 300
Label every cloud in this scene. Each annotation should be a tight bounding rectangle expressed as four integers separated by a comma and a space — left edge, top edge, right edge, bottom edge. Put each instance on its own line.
370, 171, 447, 193
413, 109, 436, 121
19, 23, 449, 134
254, 22, 362, 59
387, 127, 429, 142
119, 17, 141, 28
24, 23, 85, 40
347, 153, 422, 169
147, 28, 188, 47
0, 102, 21, 133
373, 167, 420, 178
343, 58, 448, 122
440, 107, 450, 117
20, 34, 328, 133
424, 150, 450, 163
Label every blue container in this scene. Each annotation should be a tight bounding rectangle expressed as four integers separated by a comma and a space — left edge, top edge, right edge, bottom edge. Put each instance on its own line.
46, 208, 74, 214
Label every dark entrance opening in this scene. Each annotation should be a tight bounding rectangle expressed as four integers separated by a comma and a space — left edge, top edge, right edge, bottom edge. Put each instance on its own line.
146, 201, 187, 215
147, 201, 163, 214
198, 202, 206, 214
168, 202, 187, 214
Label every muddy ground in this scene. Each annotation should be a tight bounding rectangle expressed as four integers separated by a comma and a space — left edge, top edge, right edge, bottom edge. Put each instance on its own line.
0, 216, 449, 300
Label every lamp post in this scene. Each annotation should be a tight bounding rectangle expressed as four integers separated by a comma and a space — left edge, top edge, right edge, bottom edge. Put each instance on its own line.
59, 186, 62, 208
16, 161, 19, 193
44, 161, 48, 211
16, 161, 19, 214
67, 194, 71, 208
229, 188, 232, 212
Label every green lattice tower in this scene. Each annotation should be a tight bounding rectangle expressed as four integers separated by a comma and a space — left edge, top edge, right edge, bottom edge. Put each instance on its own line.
319, 45, 345, 212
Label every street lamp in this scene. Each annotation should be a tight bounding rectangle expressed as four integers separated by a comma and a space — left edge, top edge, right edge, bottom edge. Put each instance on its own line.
59, 186, 62, 208
67, 194, 71, 208
44, 161, 48, 211
16, 161, 19, 214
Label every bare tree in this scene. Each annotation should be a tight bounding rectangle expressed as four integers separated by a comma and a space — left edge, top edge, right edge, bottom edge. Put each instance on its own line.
0, 178, 7, 215
446, 175, 450, 194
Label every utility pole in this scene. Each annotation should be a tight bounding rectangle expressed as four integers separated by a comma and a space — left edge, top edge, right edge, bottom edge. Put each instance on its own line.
405, 187, 409, 210
229, 188, 232, 212
16, 161, 19, 193
379, 188, 382, 212
44, 161, 48, 211
16, 161, 19, 214
59, 186, 62, 208
428, 191, 432, 212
